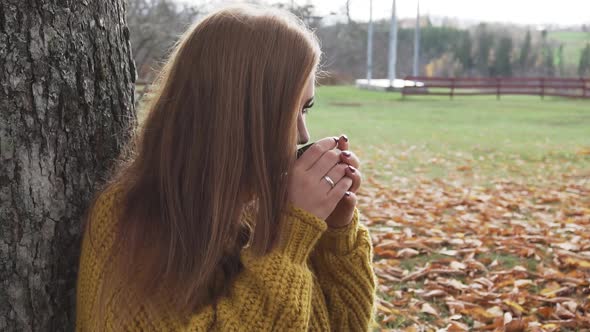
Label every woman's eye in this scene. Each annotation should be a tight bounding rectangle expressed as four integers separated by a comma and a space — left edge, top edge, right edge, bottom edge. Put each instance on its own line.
302, 101, 314, 115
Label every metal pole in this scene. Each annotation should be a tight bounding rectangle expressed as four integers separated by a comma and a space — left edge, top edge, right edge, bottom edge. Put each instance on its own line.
388, 0, 398, 86
413, 0, 421, 77
367, 0, 374, 83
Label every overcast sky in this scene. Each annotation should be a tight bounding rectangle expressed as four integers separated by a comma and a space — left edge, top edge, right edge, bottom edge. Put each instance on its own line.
184, 0, 590, 26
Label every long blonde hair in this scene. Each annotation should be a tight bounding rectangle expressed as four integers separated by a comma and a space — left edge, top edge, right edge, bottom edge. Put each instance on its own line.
86, 4, 321, 328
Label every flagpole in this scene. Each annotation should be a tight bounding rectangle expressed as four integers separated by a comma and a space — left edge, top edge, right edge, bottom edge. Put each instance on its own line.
413, 0, 421, 76
388, 0, 398, 87
367, 0, 374, 83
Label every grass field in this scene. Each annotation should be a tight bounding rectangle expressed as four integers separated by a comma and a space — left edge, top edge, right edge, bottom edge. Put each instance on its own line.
307, 85, 590, 185
308, 86, 590, 330
548, 31, 590, 68
549, 31, 590, 66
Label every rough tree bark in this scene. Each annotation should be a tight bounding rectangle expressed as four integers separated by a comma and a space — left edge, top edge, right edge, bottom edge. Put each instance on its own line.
0, 0, 135, 331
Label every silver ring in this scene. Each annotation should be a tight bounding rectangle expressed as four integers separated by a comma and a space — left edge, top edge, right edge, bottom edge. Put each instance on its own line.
323, 175, 335, 188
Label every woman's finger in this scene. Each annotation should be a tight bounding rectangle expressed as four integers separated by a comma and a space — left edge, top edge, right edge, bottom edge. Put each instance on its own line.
322, 162, 349, 194
341, 190, 358, 212
311, 149, 343, 178
339, 150, 360, 169
345, 166, 362, 193
328, 175, 353, 205
297, 136, 339, 170
325, 191, 357, 228
336, 134, 349, 151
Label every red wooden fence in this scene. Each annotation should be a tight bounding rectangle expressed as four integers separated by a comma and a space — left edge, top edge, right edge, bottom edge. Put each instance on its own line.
402, 76, 590, 99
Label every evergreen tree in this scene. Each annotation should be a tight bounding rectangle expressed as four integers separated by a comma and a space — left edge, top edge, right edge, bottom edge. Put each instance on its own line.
540, 29, 555, 77
454, 31, 474, 74
579, 43, 590, 77
519, 30, 532, 75
493, 36, 513, 77
545, 47, 556, 77
557, 44, 565, 77
474, 24, 494, 76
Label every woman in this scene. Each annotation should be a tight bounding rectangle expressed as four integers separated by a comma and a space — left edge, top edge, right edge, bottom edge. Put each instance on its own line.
76, 4, 377, 331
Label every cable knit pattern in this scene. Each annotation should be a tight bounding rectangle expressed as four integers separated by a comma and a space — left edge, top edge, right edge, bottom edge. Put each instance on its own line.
76, 189, 377, 331
310, 207, 379, 331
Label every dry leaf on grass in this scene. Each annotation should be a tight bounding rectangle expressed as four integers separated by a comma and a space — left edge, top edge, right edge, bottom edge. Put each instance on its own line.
363, 166, 590, 329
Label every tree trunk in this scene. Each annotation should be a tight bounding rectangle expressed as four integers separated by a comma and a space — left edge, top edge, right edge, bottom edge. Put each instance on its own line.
0, 0, 135, 331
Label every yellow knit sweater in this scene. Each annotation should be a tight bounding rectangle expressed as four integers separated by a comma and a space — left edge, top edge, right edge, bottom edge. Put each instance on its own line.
76, 188, 377, 331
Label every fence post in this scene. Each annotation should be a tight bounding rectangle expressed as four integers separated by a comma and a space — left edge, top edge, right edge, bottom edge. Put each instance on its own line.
540, 78, 545, 100
496, 78, 501, 100
582, 78, 588, 99
450, 78, 455, 100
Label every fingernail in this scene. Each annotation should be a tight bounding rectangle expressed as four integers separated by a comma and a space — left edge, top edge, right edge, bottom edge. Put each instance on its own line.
342, 150, 351, 157
345, 191, 351, 196
348, 165, 356, 173
340, 134, 349, 142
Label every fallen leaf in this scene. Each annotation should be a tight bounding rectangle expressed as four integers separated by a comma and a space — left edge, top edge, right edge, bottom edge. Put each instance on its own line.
554, 303, 575, 319
486, 306, 504, 318
374, 248, 398, 259
562, 300, 578, 313
514, 279, 533, 288
447, 321, 469, 331
420, 289, 447, 298
504, 319, 527, 332
396, 248, 420, 258
504, 300, 526, 315
536, 306, 554, 319
540, 282, 563, 298
421, 302, 439, 317
450, 261, 467, 270
439, 249, 458, 256
553, 242, 580, 251
563, 257, 590, 268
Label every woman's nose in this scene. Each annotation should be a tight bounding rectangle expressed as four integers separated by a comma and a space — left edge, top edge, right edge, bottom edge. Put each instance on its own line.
298, 132, 309, 145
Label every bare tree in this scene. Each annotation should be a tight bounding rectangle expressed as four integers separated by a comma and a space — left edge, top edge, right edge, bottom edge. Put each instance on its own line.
0, 0, 135, 330
273, 2, 323, 30
345, 0, 354, 25
127, 0, 203, 80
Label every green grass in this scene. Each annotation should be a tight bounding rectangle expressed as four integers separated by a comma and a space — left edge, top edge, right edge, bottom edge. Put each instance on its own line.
476, 252, 538, 272
135, 84, 589, 184
548, 31, 590, 66
307, 86, 590, 184
398, 253, 448, 272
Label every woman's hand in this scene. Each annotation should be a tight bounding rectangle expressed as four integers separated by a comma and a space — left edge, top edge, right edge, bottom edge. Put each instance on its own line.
288, 136, 355, 220
325, 135, 362, 228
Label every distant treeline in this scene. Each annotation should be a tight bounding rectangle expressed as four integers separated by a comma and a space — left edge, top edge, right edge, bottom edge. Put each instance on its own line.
318, 21, 590, 83
128, 0, 590, 83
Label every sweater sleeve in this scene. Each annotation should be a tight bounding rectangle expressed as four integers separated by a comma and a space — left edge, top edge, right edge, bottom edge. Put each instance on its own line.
309, 207, 378, 331
187, 202, 329, 331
